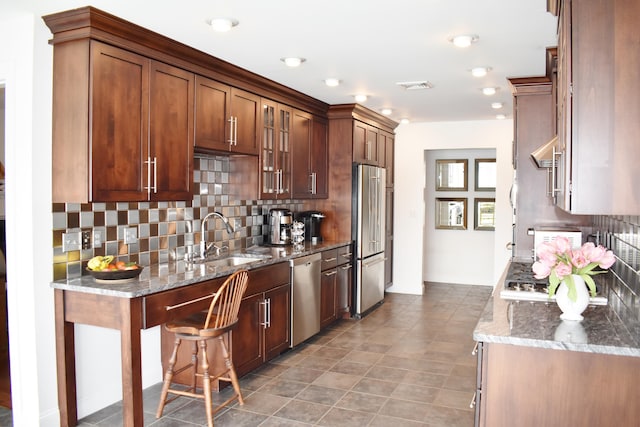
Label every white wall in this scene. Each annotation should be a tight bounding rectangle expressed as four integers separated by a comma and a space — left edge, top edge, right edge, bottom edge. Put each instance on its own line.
390, 120, 514, 294
0, 5, 162, 425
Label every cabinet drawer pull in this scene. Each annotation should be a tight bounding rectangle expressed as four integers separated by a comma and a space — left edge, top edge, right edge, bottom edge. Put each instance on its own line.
323, 257, 337, 262
324, 270, 337, 277
165, 293, 213, 311
340, 264, 352, 271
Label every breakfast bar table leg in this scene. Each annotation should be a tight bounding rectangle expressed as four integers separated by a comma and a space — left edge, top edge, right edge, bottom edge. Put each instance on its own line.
119, 297, 144, 427
55, 289, 78, 427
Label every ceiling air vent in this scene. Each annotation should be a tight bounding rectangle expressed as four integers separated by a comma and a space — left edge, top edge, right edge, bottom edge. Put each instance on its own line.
396, 81, 434, 90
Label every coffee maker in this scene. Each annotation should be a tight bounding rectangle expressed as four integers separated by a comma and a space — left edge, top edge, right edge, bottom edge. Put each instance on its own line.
297, 211, 325, 244
267, 208, 293, 245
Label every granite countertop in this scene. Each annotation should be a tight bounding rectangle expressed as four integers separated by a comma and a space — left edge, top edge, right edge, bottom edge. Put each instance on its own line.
51, 241, 351, 298
473, 262, 640, 358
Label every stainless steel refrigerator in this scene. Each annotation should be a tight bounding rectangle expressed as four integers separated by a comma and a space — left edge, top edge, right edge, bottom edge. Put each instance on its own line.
352, 164, 386, 317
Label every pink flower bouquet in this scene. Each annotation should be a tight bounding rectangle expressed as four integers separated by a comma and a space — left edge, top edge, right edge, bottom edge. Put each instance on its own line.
532, 237, 615, 302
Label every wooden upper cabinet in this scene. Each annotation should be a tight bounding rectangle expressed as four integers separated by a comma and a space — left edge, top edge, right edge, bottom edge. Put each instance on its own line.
380, 130, 394, 186
260, 99, 292, 199
291, 111, 328, 199
148, 61, 194, 201
52, 40, 193, 202
194, 76, 260, 156
353, 121, 380, 165
553, 0, 640, 214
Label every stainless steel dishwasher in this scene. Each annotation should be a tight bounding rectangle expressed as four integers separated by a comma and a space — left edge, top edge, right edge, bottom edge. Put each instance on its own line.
290, 253, 321, 347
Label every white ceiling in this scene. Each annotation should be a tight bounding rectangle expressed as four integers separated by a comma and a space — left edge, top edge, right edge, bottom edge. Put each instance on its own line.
32, 0, 558, 124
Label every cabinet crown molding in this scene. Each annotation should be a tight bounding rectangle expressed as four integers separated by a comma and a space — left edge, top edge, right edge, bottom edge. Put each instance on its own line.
327, 104, 398, 133
42, 6, 328, 117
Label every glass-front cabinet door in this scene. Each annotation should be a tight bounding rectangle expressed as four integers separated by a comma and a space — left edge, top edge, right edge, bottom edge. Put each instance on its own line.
261, 99, 291, 199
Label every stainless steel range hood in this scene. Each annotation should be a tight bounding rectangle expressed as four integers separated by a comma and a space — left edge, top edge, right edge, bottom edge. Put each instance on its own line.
530, 135, 557, 168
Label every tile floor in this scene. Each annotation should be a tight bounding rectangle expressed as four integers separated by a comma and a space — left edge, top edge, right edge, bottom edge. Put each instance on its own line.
1, 282, 493, 427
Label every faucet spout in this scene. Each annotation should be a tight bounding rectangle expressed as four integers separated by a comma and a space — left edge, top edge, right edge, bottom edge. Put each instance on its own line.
200, 211, 235, 259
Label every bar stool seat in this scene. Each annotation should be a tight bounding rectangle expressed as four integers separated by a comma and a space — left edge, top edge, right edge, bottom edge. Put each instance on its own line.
156, 269, 249, 427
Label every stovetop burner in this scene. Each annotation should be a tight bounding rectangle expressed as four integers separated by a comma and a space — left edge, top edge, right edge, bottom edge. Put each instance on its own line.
500, 261, 607, 305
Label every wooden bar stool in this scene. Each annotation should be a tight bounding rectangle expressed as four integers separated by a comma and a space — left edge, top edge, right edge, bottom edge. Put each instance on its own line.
156, 269, 249, 427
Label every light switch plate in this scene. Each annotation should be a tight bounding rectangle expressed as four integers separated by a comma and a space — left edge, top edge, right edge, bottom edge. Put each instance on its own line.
124, 227, 137, 245
62, 231, 82, 252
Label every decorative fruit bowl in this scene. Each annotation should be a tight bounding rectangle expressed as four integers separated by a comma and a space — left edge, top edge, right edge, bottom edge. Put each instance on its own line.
86, 256, 143, 282
86, 266, 143, 281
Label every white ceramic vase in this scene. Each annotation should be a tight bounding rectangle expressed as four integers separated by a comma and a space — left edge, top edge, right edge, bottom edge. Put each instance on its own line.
555, 274, 590, 321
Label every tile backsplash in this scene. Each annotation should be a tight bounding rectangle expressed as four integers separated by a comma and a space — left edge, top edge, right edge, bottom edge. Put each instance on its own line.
52, 155, 303, 281
592, 215, 640, 339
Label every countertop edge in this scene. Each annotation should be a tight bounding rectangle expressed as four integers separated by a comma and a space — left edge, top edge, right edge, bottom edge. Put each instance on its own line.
50, 241, 352, 298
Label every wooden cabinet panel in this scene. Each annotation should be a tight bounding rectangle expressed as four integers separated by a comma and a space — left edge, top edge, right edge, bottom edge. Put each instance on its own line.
149, 61, 194, 201
381, 130, 394, 186
480, 343, 640, 427
231, 88, 261, 155
264, 284, 290, 360
320, 267, 338, 328
193, 78, 259, 156
233, 292, 264, 377
311, 117, 329, 198
554, 0, 640, 214
353, 121, 380, 165
52, 40, 194, 202
194, 76, 230, 151
292, 111, 328, 199
260, 100, 292, 198
90, 42, 148, 202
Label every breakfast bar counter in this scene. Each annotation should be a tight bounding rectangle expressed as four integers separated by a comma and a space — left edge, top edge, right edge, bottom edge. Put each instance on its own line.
51, 241, 350, 427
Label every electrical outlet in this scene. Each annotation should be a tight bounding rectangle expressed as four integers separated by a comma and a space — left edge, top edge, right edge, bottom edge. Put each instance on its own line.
124, 227, 137, 245
93, 230, 104, 248
62, 231, 81, 252
81, 231, 91, 250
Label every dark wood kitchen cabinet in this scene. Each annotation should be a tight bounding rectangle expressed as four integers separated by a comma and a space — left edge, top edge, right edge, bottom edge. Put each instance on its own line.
353, 120, 381, 166
550, 0, 640, 214
291, 110, 328, 199
260, 99, 292, 199
50, 40, 194, 202
320, 245, 352, 328
194, 75, 261, 156
160, 262, 290, 386
477, 342, 640, 426
232, 262, 291, 377
508, 76, 589, 260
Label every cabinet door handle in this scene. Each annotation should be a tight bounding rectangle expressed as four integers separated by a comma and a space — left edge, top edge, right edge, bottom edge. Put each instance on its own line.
228, 116, 234, 146
144, 157, 157, 196
265, 297, 271, 328
470, 391, 477, 408
341, 264, 352, 271
311, 172, 317, 194
324, 270, 337, 277
234, 116, 238, 146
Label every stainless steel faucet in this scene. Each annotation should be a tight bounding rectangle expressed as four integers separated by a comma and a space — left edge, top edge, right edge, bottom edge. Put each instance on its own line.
199, 211, 235, 259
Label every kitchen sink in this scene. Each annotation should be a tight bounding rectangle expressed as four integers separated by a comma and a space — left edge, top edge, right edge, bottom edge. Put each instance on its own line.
193, 254, 269, 269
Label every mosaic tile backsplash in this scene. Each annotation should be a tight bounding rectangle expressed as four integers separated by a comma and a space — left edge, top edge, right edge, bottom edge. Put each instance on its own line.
52, 155, 303, 281
592, 215, 640, 339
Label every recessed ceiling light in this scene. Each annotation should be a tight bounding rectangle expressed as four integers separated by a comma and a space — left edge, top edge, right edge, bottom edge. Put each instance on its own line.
449, 34, 479, 48
496, 114, 506, 120
281, 57, 306, 67
400, 118, 410, 124
491, 102, 504, 109
208, 18, 239, 32
354, 94, 368, 103
471, 67, 491, 77
482, 87, 497, 96
381, 108, 393, 116
324, 78, 340, 87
